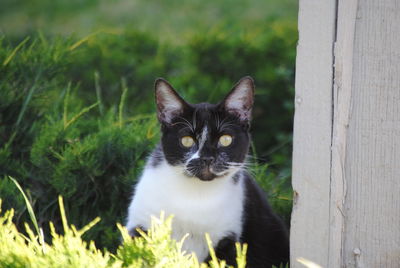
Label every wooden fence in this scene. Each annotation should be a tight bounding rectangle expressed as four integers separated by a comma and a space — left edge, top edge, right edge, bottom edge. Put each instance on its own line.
291, 0, 400, 267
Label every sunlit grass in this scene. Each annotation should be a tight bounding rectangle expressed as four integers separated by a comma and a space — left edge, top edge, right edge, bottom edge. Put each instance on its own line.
0, 189, 248, 267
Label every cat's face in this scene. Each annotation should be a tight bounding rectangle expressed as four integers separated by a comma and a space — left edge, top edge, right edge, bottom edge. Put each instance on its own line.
155, 77, 254, 181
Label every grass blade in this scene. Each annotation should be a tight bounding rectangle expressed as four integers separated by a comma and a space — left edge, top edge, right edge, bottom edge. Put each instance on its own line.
3, 36, 30, 66
94, 71, 104, 116
8, 176, 43, 243
58, 196, 69, 233
205, 233, 225, 268
63, 82, 72, 128
15, 72, 41, 128
119, 78, 128, 128
235, 242, 248, 268
64, 101, 99, 129
68, 31, 100, 51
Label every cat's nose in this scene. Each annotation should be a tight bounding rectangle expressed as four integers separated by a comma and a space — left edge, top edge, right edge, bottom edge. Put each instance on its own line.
200, 156, 215, 166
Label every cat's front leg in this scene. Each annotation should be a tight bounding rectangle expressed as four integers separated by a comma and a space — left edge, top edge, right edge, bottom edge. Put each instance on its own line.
204, 235, 237, 266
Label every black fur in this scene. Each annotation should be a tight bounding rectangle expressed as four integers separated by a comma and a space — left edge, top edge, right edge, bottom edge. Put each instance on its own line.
155, 77, 252, 181
205, 233, 237, 266
128, 225, 146, 237
204, 172, 289, 268
162, 103, 250, 181
241, 172, 289, 268
148, 144, 164, 168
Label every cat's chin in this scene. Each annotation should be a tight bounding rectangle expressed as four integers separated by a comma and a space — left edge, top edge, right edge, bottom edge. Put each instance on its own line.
196, 172, 217, 182
185, 168, 229, 182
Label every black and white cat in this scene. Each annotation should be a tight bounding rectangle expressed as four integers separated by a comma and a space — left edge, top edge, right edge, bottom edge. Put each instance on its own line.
126, 77, 289, 267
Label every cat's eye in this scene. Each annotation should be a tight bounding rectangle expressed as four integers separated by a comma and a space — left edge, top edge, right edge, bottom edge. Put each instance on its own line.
181, 136, 195, 148
219, 134, 233, 147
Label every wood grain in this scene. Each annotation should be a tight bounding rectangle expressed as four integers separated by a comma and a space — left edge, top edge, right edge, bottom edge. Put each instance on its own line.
290, 0, 337, 266
292, 0, 400, 266
340, 0, 400, 266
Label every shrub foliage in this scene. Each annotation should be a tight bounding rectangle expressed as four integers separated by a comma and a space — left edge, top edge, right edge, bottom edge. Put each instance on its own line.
0, 23, 296, 253
0, 197, 247, 267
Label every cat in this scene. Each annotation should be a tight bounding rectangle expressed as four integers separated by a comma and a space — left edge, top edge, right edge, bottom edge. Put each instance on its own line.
125, 77, 289, 268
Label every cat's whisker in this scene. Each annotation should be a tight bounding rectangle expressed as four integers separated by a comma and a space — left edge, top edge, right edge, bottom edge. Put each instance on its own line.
192, 109, 198, 131
227, 164, 243, 167
176, 116, 195, 133
215, 113, 219, 130
217, 117, 233, 131
171, 121, 192, 131
218, 119, 237, 132
226, 162, 258, 171
228, 164, 243, 167
210, 167, 230, 177
245, 154, 267, 162
218, 116, 229, 127
215, 112, 223, 131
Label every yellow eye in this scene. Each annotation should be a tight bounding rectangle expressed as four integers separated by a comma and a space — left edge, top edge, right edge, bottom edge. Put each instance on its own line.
181, 136, 195, 147
219, 134, 233, 147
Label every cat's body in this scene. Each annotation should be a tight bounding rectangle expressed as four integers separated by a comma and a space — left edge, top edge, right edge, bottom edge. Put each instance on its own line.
127, 148, 245, 261
126, 77, 289, 267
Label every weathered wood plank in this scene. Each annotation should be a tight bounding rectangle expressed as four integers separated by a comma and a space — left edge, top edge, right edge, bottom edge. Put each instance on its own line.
329, 0, 359, 266
293, 0, 400, 266
290, 0, 337, 266
340, 0, 400, 266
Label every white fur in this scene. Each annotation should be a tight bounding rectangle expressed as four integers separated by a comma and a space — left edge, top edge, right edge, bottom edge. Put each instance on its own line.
157, 83, 183, 123
186, 126, 208, 164
198, 126, 208, 149
226, 84, 251, 111
126, 161, 244, 261
225, 80, 253, 121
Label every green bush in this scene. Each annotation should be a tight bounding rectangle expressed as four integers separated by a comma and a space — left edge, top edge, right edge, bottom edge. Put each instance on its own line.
0, 197, 247, 267
0, 23, 295, 252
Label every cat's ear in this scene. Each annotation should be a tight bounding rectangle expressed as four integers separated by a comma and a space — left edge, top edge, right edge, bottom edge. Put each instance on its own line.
222, 76, 255, 122
155, 78, 187, 124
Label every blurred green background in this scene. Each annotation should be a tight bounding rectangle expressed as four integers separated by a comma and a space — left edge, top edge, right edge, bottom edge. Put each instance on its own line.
0, 0, 298, 251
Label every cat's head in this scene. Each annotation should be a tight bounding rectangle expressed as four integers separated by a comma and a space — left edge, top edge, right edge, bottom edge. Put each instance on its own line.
155, 77, 254, 181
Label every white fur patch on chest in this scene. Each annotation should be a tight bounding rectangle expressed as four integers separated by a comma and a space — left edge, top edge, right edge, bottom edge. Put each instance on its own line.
126, 161, 244, 261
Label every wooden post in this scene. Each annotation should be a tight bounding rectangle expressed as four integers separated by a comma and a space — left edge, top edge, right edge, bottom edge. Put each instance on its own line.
291, 0, 400, 267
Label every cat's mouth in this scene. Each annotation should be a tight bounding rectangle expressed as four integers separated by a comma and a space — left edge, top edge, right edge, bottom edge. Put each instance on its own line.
198, 168, 217, 181
184, 163, 229, 181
